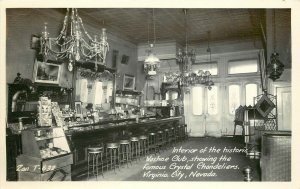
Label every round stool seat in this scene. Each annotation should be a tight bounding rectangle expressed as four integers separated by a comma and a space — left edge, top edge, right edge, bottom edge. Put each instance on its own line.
88, 147, 103, 153
130, 137, 139, 142
149, 132, 156, 136
119, 140, 130, 144
107, 142, 119, 148
139, 135, 148, 140
164, 128, 169, 132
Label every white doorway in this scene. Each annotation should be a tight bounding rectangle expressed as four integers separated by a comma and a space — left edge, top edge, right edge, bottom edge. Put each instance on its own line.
186, 85, 221, 137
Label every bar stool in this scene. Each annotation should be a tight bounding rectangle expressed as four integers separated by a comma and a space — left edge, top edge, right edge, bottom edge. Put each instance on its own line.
130, 137, 140, 161
169, 127, 176, 144
178, 124, 187, 141
157, 130, 166, 151
164, 128, 172, 148
175, 125, 182, 142
106, 142, 120, 173
119, 139, 131, 167
148, 132, 159, 155
139, 135, 149, 157
179, 125, 185, 141
87, 147, 104, 180
183, 124, 188, 140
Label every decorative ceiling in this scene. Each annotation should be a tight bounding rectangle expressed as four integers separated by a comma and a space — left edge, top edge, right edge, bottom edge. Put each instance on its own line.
76, 8, 266, 46
22, 8, 291, 68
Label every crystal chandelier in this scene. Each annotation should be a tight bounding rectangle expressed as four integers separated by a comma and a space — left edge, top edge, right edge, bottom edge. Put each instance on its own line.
267, 10, 284, 81
165, 9, 214, 90
39, 8, 109, 72
144, 9, 160, 76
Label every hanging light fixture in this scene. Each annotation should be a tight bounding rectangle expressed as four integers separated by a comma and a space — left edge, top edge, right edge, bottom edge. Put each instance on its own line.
39, 8, 109, 72
176, 9, 196, 71
205, 31, 214, 90
165, 9, 213, 90
267, 10, 284, 81
144, 9, 160, 76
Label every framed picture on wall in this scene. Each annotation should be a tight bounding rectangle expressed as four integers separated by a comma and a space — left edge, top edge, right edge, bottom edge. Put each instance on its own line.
123, 74, 135, 91
121, 55, 129, 65
33, 60, 61, 84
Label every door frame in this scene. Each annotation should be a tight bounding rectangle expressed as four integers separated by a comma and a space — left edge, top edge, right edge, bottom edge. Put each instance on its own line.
273, 82, 291, 131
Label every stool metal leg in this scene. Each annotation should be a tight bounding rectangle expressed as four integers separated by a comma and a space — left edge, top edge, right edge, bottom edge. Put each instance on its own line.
87, 152, 90, 179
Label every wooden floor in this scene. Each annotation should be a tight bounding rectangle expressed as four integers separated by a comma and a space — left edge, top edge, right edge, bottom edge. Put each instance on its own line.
75, 136, 260, 181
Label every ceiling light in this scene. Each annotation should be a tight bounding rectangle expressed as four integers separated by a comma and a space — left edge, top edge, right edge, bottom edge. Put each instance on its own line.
144, 9, 160, 77
39, 8, 109, 72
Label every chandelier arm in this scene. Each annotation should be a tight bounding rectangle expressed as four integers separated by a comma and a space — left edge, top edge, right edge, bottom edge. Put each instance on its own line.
80, 39, 95, 49
57, 53, 69, 59
52, 37, 74, 47
81, 46, 98, 59
77, 17, 94, 41
54, 9, 70, 41
80, 42, 105, 60
80, 38, 109, 53
44, 40, 75, 55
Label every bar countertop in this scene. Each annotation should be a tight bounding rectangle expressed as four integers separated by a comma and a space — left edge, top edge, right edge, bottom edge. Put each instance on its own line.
65, 116, 183, 136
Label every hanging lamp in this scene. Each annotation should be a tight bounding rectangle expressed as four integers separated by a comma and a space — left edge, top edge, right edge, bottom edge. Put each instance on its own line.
144, 9, 160, 76
267, 10, 284, 81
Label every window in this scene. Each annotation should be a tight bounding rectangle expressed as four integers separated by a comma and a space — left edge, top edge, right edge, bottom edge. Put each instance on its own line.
245, 83, 258, 106
228, 85, 240, 114
192, 87, 203, 115
228, 59, 258, 74
192, 62, 218, 76
207, 86, 218, 115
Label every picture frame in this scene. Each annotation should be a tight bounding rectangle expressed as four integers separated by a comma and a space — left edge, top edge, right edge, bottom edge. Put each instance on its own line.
121, 55, 129, 65
123, 74, 135, 91
33, 60, 61, 84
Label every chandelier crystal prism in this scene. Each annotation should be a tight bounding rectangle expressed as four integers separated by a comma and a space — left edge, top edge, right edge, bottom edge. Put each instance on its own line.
39, 8, 109, 71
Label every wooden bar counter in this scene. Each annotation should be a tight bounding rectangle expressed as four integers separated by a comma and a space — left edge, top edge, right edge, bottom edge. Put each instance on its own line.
65, 116, 183, 179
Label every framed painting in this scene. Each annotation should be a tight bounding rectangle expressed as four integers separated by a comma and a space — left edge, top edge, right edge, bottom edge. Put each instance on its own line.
121, 55, 129, 65
33, 60, 61, 84
123, 74, 135, 91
